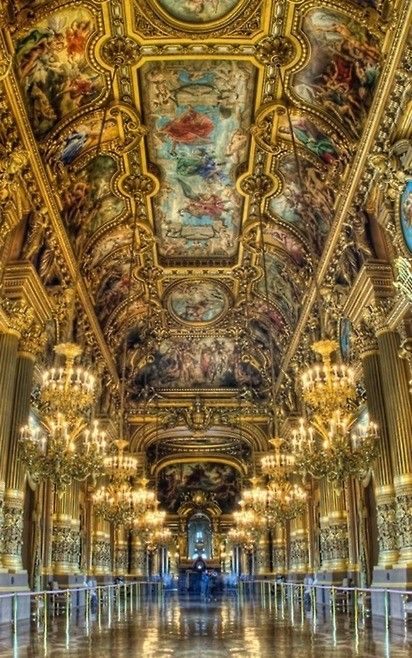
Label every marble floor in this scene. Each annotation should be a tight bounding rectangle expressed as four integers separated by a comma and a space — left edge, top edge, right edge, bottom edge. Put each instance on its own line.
0, 592, 411, 657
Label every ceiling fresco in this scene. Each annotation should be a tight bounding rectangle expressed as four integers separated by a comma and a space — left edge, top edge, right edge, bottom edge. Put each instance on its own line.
14, 7, 105, 139
155, 0, 240, 24
166, 279, 230, 325
3, 0, 394, 486
291, 8, 380, 139
139, 59, 256, 262
130, 335, 263, 394
157, 462, 242, 514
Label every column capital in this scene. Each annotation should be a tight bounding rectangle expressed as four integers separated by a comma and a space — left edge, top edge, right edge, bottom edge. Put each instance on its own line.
0, 298, 34, 337
353, 321, 379, 358
2, 260, 54, 326
343, 260, 394, 327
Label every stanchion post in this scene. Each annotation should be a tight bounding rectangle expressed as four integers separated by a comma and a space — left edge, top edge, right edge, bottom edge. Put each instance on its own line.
12, 593, 18, 631
331, 586, 336, 623
384, 589, 389, 629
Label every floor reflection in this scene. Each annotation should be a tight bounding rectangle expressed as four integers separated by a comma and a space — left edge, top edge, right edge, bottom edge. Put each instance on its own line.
0, 592, 411, 657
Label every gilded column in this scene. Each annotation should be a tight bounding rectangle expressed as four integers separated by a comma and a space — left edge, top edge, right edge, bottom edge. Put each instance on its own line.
92, 513, 111, 578
355, 322, 398, 567
374, 324, 412, 564
2, 331, 38, 570
52, 490, 76, 576
0, 330, 20, 559
255, 531, 271, 577
271, 525, 286, 575
151, 547, 160, 577
114, 528, 128, 576
289, 511, 309, 579
130, 532, 146, 578
318, 480, 349, 581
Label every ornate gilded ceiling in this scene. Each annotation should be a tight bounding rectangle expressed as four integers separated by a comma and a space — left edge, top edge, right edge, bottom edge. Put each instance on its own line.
0, 0, 409, 482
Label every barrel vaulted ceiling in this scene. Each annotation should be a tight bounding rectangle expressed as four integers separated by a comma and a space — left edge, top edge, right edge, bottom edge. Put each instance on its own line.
0, 0, 401, 458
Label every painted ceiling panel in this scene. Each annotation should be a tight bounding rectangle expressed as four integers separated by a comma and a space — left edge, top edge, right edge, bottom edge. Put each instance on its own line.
14, 7, 105, 140
130, 336, 263, 393
155, 0, 240, 24
139, 59, 256, 262
157, 462, 241, 514
292, 7, 380, 138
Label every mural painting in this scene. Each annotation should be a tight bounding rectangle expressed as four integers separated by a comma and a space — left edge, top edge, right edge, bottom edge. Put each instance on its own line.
269, 155, 334, 255
131, 336, 262, 390
400, 180, 412, 253
156, 0, 240, 23
15, 8, 104, 139
167, 280, 228, 324
54, 116, 119, 165
263, 224, 307, 266
339, 317, 352, 362
86, 225, 134, 268
257, 252, 301, 326
140, 60, 256, 260
293, 9, 380, 137
157, 462, 241, 513
61, 154, 125, 255
94, 260, 139, 328
249, 298, 287, 336
277, 114, 343, 166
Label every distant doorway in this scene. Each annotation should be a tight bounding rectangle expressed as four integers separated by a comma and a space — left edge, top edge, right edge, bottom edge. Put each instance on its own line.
188, 513, 212, 559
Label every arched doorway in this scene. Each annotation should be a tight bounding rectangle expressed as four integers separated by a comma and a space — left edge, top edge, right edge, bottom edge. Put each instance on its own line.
188, 513, 212, 559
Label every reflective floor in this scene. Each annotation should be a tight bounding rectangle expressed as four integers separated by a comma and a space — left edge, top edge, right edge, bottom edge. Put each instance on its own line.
1, 592, 411, 657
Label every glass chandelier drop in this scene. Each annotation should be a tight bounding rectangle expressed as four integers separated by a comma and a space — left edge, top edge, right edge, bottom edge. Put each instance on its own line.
19, 342, 106, 487
293, 340, 379, 482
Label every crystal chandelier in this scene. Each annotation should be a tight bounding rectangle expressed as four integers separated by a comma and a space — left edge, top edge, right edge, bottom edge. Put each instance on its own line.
41, 342, 96, 421
145, 525, 172, 552
293, 339, 379, 482
240, 478, 268, 516
300, 339, 355, 420
228, 526, 255, 551
92, 441, 157, 527
20, 415, 107, 487
261, 438, 307, 524
19, 340, 106, 487
293, 410, 379, 483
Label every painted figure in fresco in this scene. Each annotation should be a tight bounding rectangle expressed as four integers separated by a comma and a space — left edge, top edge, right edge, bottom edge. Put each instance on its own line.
131, 337, 262, 390
141, 59, 254, 259
158, 0, 238, 24
402, 188, 412, 226
157, 463, 241, 514
15, 10, 103, 139
161, 107, 214, 149
294, 9, 380, 137
169, 281, 226, 323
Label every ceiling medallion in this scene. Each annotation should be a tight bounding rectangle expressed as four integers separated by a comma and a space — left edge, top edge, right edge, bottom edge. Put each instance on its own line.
165, 279, 230, 326
101, 36, 141, 67
153, 0, 240, 24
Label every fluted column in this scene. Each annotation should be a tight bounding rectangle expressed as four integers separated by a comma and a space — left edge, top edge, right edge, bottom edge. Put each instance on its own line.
0, 332, 20, 560
130, 533, 146, 578
271, 525, 286, 575
376, 328, 412, 564
92, 513, 111, 577
2, 341, 36, 570
52, 490, 76, 576
255, 531, 271, 576
289, 511, 309, 578
356, 323, 398, 567
151, 547, 160, 577
319, 480, 349, 576
114, 528, 128, 576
